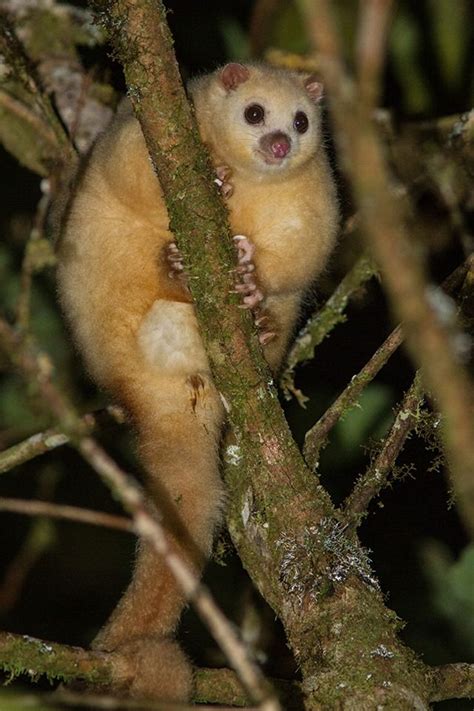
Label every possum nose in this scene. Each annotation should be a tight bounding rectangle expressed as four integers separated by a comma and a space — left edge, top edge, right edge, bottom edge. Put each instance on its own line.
260, 131, 291, 161
271, 135, 291, 158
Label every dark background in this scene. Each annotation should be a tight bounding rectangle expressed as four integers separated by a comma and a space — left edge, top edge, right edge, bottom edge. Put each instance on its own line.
0, 1, 473, 708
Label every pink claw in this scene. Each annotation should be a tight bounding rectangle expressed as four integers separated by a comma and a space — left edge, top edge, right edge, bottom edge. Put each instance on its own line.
233, 235, 255, 263
215, 165, 234, 198
165, 242, 189, 291
232, 235, 265, 311
239, 290, 265, 309
259, 330, 277, 345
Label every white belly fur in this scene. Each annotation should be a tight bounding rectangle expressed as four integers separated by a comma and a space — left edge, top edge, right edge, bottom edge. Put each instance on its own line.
138, 300, 209, 375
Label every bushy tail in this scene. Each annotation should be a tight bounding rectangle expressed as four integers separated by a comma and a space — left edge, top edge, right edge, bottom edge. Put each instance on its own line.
92, 370, 224, 700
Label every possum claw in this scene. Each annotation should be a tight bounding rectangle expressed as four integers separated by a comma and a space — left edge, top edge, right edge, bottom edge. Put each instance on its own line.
165, 242, 189, 290
254, 307, 277, 344
215, 165, 233, 198
238, 290, 265, 309
232, 235, 265, 310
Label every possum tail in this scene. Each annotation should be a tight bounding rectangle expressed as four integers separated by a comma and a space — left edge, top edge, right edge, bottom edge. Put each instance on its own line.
92, 300, 224, 702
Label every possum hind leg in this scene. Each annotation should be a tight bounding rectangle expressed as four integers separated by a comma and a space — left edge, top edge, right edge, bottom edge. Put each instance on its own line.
93, 300, 224, 702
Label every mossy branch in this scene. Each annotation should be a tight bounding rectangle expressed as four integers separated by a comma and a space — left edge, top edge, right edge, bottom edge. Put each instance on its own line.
0, 14, 75, 174
0, 631, 111, 687
0, 629, 299, 708
280, 253, 378, 404
303, 256, 470, 469
304, 323, 402, 468
342, 372, 425, 525
304, 0, 474, 538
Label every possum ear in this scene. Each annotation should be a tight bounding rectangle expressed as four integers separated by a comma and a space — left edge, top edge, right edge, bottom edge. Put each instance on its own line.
304, 76, 324, 103
220, 63, 250, 91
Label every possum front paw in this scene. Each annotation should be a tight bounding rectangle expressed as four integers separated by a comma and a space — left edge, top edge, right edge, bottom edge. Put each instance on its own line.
165, 242, 189, 290
214, 164, 233, 199
232, 235, 265, 310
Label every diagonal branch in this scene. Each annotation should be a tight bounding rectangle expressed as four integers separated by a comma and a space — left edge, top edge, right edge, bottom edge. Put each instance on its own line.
304, 0, 474, 537
342, 372, 424, 524
280, 253, 377, 403
303, 257, 470, 469
303, 323, 402, 469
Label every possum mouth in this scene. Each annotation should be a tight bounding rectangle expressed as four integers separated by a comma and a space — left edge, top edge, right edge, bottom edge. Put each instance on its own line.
255, 149, 289, 166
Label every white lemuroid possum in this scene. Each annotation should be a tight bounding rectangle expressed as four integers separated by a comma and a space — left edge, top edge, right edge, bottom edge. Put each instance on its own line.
57, 62, 339, 701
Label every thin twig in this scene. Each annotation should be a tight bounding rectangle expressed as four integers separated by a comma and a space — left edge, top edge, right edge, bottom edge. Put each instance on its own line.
281, 253, 378, 403
342, 372, 424, 524
16, 191, 55, 330
0, 407, 126, 475
0, 518, 53, 612
0, 469, 58, 611
78, 438, 278, 710
0, 318, 278, 710
53, 688, 252, 711
303, 324, 402, 468
303, 258, 470, 469
0, 497, 133, 532
0, 428, 69, 475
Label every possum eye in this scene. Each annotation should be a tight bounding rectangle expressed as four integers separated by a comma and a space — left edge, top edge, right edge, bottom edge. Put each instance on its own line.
244, 103, 265, 125
294, 111, 309, 134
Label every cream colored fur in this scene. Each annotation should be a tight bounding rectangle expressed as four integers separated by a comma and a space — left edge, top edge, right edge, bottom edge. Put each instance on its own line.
57, 62, 338, 701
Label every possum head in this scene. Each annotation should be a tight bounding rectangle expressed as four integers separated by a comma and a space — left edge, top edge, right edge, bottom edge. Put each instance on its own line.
189, 63, 324, 180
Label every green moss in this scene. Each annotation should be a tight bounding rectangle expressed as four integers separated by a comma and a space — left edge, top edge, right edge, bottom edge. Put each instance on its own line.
0, 634, 111, 687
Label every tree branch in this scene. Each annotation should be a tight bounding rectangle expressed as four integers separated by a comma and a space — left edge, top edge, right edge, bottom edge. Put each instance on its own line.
342, 372, 424, 524
0, 497, 132, 532
303, 256, 470, 469
0, 629, 297, 708
0, 630, 111, 687
303, 323, 402, 468
304, 0, 474, 537
428, 663, 474, 702
0, 428, 69, 475
280, 253, 378, 403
